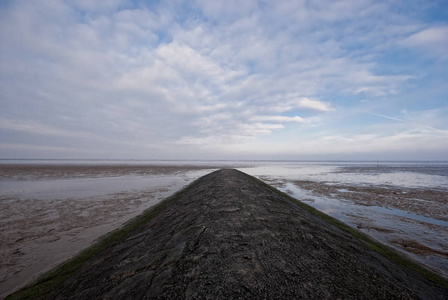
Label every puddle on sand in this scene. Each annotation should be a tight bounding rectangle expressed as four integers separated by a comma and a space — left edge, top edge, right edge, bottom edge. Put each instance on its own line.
1, 175, 186, 200
280, 182, 448, 279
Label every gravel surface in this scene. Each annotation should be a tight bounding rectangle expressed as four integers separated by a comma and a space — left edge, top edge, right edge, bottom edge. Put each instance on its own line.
32, 169, 448, 299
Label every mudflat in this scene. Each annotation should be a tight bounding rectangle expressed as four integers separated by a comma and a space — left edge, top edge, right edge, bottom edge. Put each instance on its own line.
12, 169, 447, 299
0, 164, 220, 298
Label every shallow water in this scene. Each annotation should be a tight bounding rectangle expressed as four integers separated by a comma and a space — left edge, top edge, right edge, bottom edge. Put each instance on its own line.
1, 175, 186, 200
239, 162, 448, 189
238, 162, 448, 279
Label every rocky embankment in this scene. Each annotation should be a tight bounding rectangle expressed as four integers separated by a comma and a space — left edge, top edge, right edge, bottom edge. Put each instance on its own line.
9, 169, 448, 299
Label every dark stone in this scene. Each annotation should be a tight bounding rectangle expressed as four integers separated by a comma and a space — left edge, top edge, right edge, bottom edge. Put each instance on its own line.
51, 169, 447, 299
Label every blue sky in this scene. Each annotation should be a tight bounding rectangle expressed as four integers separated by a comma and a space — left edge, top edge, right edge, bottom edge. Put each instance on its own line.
0, 0, 447, 160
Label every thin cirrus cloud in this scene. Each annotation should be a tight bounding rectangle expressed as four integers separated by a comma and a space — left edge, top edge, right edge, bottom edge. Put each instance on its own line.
400, 26, 448, 59
0, 0, 447, 160
252, 116, 305, 123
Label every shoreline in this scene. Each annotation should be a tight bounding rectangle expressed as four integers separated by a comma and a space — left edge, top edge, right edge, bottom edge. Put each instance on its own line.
1, 163, 447, 297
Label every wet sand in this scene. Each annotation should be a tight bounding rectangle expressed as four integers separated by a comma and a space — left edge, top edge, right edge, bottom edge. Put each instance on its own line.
0, 164, 218, 181
289, 180, 447, 221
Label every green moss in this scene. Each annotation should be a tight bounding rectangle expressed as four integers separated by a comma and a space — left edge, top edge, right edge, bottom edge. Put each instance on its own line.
6, 180, 197, 300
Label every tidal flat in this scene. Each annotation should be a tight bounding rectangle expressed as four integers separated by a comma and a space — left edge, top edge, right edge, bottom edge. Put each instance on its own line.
0, 163, 223, 298
1, 160, 447, 298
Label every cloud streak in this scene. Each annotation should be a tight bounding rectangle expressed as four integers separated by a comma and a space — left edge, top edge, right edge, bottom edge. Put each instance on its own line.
374, 113, 448, 135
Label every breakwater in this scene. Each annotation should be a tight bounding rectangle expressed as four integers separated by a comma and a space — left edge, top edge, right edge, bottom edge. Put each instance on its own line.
8, 169, 448, 299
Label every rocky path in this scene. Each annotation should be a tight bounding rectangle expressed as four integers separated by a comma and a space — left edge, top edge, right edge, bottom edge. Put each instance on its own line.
12, 169, 448, 299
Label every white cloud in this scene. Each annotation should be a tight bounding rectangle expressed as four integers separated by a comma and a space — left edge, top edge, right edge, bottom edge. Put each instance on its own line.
268, 97, 333, 113
401, 26, 448, 59
404, 27, 448, 45
0, 142, 91, 153
196, 0, 259, 21
71, 0, 126, 13
252, 116, 305, 123
296, 98, 334, 112
0, 118, 88, 138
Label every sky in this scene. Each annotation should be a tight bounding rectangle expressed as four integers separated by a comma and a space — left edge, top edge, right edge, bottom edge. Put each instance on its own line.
1, 0, 447, 161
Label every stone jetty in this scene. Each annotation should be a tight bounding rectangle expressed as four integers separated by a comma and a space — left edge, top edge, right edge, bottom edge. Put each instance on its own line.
8, 169, 448, 299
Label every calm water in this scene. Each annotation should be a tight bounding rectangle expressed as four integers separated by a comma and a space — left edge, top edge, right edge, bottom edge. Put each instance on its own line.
238, 160, 448, 188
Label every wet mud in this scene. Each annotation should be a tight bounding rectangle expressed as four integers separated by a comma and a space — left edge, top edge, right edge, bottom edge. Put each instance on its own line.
0, 164, 217, 181
290, 180, 447, 221
0, 164, 220, 298
282, 180, 448, 278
